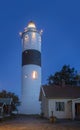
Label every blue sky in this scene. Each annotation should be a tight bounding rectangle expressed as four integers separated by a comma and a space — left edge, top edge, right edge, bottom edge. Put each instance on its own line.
0, 0, 80, 97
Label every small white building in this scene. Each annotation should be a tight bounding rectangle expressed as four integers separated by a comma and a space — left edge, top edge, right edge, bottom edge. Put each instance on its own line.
39, 85, 80, 119
0, 98, 13, 118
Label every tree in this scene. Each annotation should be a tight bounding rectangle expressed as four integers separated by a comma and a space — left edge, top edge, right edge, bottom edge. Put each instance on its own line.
0, 90, 20, 111
47, 65, 77, 85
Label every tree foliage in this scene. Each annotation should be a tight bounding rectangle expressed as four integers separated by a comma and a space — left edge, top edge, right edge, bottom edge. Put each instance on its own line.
47, 65, 78, 85
0, 90, 19, 104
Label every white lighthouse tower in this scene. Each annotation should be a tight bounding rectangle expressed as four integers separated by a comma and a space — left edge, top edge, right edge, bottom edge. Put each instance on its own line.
20, 21, 42, 114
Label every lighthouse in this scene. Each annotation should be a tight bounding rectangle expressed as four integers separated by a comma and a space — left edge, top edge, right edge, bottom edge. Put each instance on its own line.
19, 21, 42, 114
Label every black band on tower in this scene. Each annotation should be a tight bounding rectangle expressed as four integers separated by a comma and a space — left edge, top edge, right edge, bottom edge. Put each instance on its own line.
22, 49, 41, 66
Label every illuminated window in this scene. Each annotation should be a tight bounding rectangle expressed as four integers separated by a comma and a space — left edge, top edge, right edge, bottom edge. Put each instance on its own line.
24, 35, 29, 41
32, 71, 38, 79
32, 32, 36, 39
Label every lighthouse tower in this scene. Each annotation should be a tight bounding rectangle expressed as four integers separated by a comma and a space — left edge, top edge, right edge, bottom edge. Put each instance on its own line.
20, 21, 42, 114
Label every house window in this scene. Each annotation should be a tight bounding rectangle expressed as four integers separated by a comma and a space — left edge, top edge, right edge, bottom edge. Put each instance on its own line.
56, 102, 65, 111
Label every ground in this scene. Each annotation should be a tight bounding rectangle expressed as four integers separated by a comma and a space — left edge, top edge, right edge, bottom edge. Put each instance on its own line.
0, 115, 80, 130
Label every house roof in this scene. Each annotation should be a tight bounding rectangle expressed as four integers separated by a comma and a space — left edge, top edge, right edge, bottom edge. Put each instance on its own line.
39, 85, 80, 100
0, 98, 12, 105
0, 102, 4, 107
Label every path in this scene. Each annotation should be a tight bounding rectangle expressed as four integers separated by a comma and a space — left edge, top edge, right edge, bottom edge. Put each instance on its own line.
0, 115, 80, 130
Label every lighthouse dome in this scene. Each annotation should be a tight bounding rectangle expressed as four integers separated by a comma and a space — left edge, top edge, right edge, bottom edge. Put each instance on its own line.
27, 21, 36, 28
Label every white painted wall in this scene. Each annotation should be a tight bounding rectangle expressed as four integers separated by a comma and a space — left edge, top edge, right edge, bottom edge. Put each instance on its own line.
20, 65, 41, 114
41, 93, 49, 117
22, 32, 41, 52
19, 23, 41, 114
40, 90, 80, 119
48, 99, 72, 119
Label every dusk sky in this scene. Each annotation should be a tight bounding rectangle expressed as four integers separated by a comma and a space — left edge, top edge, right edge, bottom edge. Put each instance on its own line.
0, 0, 80, 97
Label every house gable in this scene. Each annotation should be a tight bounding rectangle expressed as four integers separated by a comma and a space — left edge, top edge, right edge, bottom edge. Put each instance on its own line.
39, 85, 80, 119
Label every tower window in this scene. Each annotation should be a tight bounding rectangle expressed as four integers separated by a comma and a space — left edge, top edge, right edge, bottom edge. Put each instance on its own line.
25, 75, 28, 78
24, 35, 29, 41
32, 71, 38, 79
32, 32, 36, 39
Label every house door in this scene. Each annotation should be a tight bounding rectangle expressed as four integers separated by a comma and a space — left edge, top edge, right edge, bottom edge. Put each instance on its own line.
75, 103, 80, 119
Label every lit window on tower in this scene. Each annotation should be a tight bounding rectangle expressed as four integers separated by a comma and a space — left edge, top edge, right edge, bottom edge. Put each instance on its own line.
24, 35, 29, 41
32, 32, 36, 39
32, 71, 38, 79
